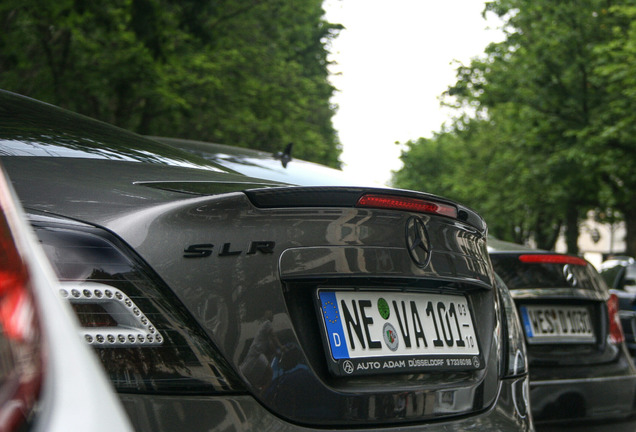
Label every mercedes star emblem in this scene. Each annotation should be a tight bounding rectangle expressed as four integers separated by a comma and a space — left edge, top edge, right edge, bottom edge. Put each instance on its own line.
405, 216, 431, 268
563, 264, 578, 287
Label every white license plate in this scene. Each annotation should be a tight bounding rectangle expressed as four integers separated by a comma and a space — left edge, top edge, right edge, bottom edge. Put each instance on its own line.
317, 290, 481, 375
520, 305, 595, 344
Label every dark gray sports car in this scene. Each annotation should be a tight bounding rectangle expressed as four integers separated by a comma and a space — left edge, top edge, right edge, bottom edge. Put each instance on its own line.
0, 90, 532, 431
488, 238, 636, 429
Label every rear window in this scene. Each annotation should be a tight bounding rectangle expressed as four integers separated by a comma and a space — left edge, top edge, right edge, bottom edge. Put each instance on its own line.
490, 254, 605, 291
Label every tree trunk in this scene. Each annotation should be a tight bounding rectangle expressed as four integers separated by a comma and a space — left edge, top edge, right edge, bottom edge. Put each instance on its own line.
564, 205, 579, 255
534, 210, 562, 250
137, 98, 154, 135
623, 199, 636, 257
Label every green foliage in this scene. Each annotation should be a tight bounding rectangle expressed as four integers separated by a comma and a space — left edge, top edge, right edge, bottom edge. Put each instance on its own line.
0, 0, 342, 167
393, 111, 567, 248
394, 0, 636, 254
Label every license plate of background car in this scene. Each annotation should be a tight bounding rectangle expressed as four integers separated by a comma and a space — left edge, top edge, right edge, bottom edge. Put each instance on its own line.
317, 290, 482, 376
519, 305, 595, 344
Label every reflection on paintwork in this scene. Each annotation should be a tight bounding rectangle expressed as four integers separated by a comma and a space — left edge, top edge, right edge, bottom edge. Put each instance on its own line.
119, 377, 532, 432
153, 136, 374, 187
0, 91, 227, 172
0, 138, 224, 172
279, 247, 407, 277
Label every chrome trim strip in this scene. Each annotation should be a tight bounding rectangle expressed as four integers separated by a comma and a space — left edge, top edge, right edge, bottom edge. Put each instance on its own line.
510, 287, 606, 301
59, 282, 164, 348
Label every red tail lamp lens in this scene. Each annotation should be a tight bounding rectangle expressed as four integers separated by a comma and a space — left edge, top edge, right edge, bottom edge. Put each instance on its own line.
518, 254, 588, 266
608, 293, 625, 345
356, 194, 458, 218
0, 282, 34, 341
0, 176, 43, 431
0, 210, 37, 343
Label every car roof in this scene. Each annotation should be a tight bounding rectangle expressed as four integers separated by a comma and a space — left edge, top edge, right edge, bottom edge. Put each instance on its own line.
600, 256, 636, 270
150, 136, 384, 187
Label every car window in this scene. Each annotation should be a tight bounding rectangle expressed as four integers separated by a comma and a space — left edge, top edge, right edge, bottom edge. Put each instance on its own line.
150, 136, 383, 187
600, 263, 625, 289
206, 152, 364, 186
490, 254, 604, 291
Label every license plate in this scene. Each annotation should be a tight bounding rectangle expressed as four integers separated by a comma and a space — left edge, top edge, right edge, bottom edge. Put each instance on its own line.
519, 305, 595, 344
317, 290, 482, 376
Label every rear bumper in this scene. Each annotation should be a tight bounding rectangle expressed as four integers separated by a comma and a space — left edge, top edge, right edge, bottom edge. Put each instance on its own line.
530, 373, 636, 425
119, 376, 532, 431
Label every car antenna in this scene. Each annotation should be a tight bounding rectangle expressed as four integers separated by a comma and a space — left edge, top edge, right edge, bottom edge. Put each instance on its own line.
273, 142, 293, 168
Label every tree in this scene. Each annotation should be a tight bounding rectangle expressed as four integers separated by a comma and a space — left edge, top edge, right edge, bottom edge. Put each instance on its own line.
585, 5, 636, 255
395, 0, 628, 254
393, 110, 565, 249
0, 0, 342, 167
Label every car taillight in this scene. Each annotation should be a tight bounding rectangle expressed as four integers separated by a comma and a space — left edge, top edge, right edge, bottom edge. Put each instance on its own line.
0, 173, 44, 431
356, 194, 458, 218
31, 221, 245, 395
494, 274, 528, 378
496, 274, 531, 420
518, 254, 588, 266
608, 293, 625, 345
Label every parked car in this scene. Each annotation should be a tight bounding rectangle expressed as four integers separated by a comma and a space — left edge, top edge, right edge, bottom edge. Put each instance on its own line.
488, 237, 636, 429
599, 257, 636, 357
0, 89, 532, 431
600, 256, 636, 294
0, 162, 133, 431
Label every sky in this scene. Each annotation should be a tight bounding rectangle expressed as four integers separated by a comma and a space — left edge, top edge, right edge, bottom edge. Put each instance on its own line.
322, 0, 504, 186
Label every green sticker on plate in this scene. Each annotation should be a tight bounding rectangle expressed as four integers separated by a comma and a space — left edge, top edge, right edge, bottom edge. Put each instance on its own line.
378, 297, 390, 320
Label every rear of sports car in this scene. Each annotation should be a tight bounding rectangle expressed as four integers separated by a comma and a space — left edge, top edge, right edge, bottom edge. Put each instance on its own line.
489, 238, 636, 428
0, 90, 532, 431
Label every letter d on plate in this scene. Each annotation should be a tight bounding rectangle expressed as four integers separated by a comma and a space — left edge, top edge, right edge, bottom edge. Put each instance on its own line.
319, 291, 349, 359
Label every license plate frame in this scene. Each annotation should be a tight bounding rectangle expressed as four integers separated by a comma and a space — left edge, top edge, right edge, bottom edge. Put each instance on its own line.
316, 289, 483, 377
519, 304, 596, 344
